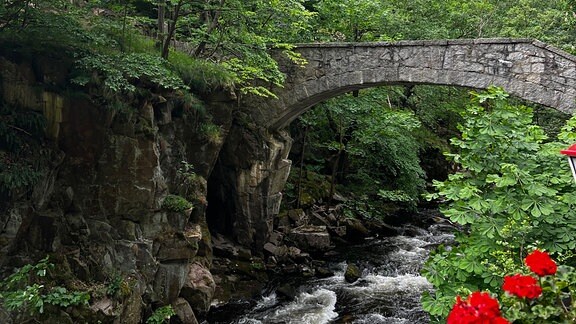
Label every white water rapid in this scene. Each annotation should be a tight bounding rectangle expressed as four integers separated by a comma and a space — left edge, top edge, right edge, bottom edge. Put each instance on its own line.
223, 223, 454, 324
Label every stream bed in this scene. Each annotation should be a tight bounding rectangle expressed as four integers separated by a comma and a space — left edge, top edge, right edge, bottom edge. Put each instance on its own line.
206, 223, 455, 324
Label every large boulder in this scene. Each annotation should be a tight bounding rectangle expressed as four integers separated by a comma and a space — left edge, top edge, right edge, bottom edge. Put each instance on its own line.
288, 225, 332, 252
180, 262, 216, 316
343, 218, 371, 242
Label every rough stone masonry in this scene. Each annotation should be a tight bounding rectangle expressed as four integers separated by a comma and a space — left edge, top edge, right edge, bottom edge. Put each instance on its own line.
214, 38, 576, 253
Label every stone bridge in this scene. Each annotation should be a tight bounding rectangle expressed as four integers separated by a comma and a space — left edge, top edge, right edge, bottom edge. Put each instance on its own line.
209, 38, 576, 252
251, 38, 576, 130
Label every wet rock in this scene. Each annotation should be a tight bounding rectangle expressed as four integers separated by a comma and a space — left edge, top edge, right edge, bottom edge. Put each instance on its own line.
288, 225, 332, 252
172, 298, 199, 324
402, 224, 429, 237
90, 297, 116, 317
329, 226, 347, 238
309, 211, 331, 227
212, 234, 252, 260
281, 264, 299, 274
290, 249, 311, 263
287, 246, 301, 257
323, 250, 340, 258
180, 262, 216, 316
154, 231, 198, 262
277, 283, 298, 299
268, 231, 284, 246
343, 218, 370, 242
301, 265, 315, 277
315, 267, 335, 278
344, 263, 361, 283
263, 242, 278, 255
67, 255, 90, 281
45, 310, 74, 324
365, 220, 400, 237
120, 291, 143, 324
288, 209, 308, 226
276, 212, 292, 232
332, 193, 347, 202
154, 263, 188, 304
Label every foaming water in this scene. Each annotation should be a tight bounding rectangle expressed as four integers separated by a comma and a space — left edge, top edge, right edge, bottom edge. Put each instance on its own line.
216, 223, 455, 324
236, 289, 338, 324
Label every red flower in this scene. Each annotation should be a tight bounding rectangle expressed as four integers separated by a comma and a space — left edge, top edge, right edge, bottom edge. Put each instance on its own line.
502, 274, 542, 299
447, 292, 510, 324
525, 250, 557, 276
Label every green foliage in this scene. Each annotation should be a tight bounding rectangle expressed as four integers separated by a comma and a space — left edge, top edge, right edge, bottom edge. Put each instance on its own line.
168, 51, 235, 92
0, 104, 45, 153
342, 194, 387, 220
299, 87, 426, 201
162, 194, 193, 212
146, 305, 176, 324
198, 123, 222, 143
312, 0, 393, 41
0, 162, 42, 196
421, 87, 576, 321
177, 160, 197, 182
0, 257, 90, 315
250, 261, 265, 270
72, 52, 188, 93
139, 0, 312, 97
0, 1, 91, 52
0, 103, 45, 196
310, 0, 576, 52
105, 274, 132, 300
220, 56, 285, 98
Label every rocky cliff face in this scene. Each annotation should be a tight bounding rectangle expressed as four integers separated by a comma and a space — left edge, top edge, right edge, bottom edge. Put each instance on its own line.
0, 52, 254, 323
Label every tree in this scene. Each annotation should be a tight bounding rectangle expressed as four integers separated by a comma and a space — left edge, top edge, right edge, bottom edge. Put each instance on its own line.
292, 87, 426, 214
421, 87, 576, 320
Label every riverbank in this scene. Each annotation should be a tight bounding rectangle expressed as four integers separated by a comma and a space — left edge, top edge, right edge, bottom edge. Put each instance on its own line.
204, 205, 458, 323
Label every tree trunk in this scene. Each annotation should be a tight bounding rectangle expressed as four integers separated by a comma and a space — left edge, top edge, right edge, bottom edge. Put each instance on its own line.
157, 0, 166, 44
327, 116, 345, 209
162, 0, 183, 59
193, 0, 225, 57
296, 124, 309, 209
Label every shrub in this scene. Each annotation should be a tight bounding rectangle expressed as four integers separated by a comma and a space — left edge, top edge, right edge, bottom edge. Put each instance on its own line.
146, 305, 176, 324
162, 194, 193, 212
0, 257, 90, 316
421, 87, 576, 320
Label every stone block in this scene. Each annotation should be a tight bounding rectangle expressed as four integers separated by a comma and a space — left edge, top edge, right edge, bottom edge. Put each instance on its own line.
288, 225, 331, 252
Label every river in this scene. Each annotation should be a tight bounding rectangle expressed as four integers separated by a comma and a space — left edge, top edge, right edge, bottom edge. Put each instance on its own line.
205, 222, 455, 324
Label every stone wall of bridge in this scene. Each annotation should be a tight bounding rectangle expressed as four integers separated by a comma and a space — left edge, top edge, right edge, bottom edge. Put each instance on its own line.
211, 38, 576, 252
259, 38, 576, 129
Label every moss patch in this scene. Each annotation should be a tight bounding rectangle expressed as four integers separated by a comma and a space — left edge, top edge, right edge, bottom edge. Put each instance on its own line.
161, 194, 193, 212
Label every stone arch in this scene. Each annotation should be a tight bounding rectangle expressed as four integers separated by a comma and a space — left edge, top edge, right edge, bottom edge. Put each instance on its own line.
263, 39, 576, 130
209, 38, 576, 252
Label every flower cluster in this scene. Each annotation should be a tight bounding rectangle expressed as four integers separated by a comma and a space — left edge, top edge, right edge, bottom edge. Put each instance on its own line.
502, 274, 542, 299
447, 250, 561, 323
447, 292, 510, 324
524, 249, 557, 277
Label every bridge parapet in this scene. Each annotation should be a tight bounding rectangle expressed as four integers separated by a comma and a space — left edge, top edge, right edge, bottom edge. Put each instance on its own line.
252, 38, 576, 130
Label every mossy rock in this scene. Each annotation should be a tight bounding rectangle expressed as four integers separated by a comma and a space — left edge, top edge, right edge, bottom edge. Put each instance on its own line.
344, 263, 361, 283
162, 194, 193, 212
